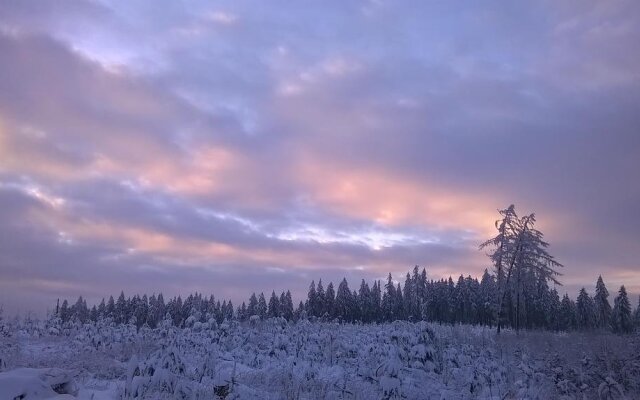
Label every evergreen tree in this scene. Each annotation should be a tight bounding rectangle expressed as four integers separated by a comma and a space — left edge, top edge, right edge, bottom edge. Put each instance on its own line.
307, 281, 317, 317
268, 291, 280, 318
248, 293, 258, 317
115, 291, 127, 325
281, 291, 294, 321
239, 302, 247, 321
97, 298, 106, 319
257, 293, 267, 319
371, 281, 382, 322
394, 283, 405, 321
548, 289, 561, 330
72, 296, 89, 323
358, 279, 372, 323
479, 269, 496, 326
576, 288, 596, 330
335, 278, 353, 321
106, 295, 116, 319
60, 300, 69, 323
634, 296, 640, 329
403, 271, 416, 320
594, 276, 612, 329
559, 294, 577, 331
316, 280, 326, 317
611, 286, 633, 334
89, 305, 98, 322
382, 274, 396, 321
294, 301, 305, 321
325, 282, 336, 319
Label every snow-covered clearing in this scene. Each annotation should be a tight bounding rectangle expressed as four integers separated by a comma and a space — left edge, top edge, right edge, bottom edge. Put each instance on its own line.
1, 318, 638, 399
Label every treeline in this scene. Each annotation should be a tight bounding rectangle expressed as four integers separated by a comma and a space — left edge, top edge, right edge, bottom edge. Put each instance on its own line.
53, 266, 640, 334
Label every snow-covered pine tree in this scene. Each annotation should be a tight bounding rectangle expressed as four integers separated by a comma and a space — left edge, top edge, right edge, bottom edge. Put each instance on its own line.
282, 291, 294, 320
325, 282, 335, 319
307, 281, 317, 317
611, 286, 633, 334
116, 291, 127, 325
559, 294, 577, 331
268, 291, 280, 318
372, 280, 382, 322
358, 279, 372, 323
382, 274, 396, 322
634, 295, 640, 329
548, 289, 561, 330
257, 293, 267, 319
97, 298, 106, 319
479, 269, 496, 326
60, 299, 69, 323
248, 293, 258, 317
403, 272, 415, 320
394, 283, 405, 321
316, 280, 326, 317
335, 278, 353, 322
594, 276, 612, 330
239, 302, 247, 321
576, 288, 596, 330
106, 295, 116, 320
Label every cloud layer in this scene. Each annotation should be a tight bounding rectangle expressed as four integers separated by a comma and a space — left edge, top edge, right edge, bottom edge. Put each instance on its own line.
1, 0, 639, 313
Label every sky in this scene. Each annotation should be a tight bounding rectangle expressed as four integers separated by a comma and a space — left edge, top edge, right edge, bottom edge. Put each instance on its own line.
1, 0, 639, 314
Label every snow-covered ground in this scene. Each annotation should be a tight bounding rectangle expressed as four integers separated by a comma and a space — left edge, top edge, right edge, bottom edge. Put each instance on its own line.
1, 318, 638, 399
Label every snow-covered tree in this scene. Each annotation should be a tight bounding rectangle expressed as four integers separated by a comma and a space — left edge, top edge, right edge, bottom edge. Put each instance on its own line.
268, 291, 280, 318
358, 279, 372, 323
479, 269, 496, 326
382, 274, 397, 322
594, 276, 612, 330
325, 282, 335, 319
257, 293, 267, 319
335, 278, 353, 322
576, 288, 596, 330
316, 280, 326, 317
480, 205, 563, 333
307, 281, 317, 317
559, 294, 577, 331
611, 286, 633, 334
247, 293, 258, 317
280, 291, 294, 321
634, 296, 640, 329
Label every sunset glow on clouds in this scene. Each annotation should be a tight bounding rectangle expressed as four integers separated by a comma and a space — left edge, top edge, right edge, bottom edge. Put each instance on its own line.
1, 0, 639, 312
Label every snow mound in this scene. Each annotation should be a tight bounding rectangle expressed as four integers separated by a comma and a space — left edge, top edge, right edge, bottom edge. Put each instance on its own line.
0, 368, 78, 400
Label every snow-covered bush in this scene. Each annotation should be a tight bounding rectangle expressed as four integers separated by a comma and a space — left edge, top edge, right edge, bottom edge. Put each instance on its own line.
2, 316, 640, 399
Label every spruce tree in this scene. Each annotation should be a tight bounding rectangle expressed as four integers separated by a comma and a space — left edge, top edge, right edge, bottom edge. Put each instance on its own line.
307, 281, 317, 317
268, 291, 280, 318
594, 276, 612, 329
257, 293, 267, 319
634, 295, 640, 329
382, 273, 396, 322
281, 291, 294, 321
576, 288, 596, 330
358, 280, 371, 322
248, 293, 258, 317
335, 278, 353, 321
611, 286, 633, 334
316, 280, 326, 317
559, 294, 577, 331
325, 283, 335, 319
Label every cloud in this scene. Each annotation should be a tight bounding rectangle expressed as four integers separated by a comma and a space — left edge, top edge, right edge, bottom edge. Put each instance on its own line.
0, 0, 639, 313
